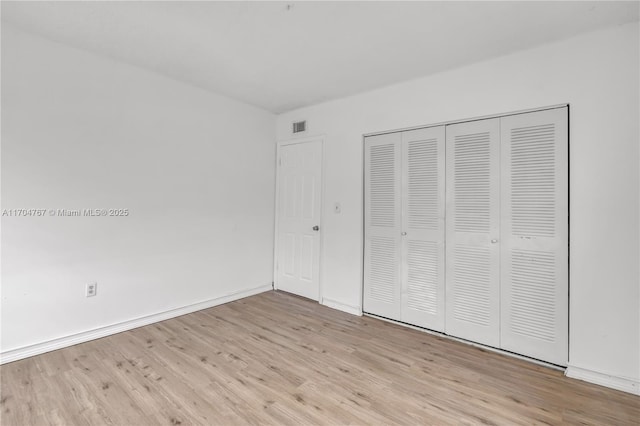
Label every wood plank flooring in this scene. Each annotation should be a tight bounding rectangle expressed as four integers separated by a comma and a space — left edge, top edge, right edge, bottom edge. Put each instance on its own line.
1, 290, 638, 425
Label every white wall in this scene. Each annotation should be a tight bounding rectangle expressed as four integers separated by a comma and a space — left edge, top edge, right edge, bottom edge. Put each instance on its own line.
1, 25, 276, 356
277, 22, 640, 393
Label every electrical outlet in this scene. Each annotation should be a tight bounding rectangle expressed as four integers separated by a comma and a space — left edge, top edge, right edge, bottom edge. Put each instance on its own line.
86, 282, 97, 297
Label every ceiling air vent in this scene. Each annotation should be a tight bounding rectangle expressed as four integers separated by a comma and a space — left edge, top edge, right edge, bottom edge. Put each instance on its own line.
292, 120, 307, 134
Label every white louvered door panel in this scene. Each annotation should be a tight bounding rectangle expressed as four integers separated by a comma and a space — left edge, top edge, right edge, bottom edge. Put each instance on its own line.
500, 108, 568, 365
445, 118, 501, 347
364, 133, 402, 321
400, 127, 445, 331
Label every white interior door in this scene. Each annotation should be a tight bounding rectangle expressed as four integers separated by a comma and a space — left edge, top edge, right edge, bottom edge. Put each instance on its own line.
276, 140, 322, 301
363, 132, 402, 320
401, 127, 446, 331
500, 108, 569, 365
445, 118, 501, 347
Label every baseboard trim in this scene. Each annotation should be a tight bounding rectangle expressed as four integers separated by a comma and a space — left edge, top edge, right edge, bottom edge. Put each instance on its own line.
565, 365, 639, 395
321, 297, 362, 316
0, 283, 273, 365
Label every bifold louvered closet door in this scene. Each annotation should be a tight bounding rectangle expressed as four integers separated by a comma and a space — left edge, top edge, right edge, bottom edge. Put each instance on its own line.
500, 109, 568, 366
364, 132, 402, 321
364, 107, 568, 366
445, 118, 501, 348
364, 126, 446, 331
445, 108, 568, 365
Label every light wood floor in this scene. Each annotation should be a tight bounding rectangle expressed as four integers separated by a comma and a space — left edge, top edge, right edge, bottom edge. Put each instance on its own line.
1, 291, 638, 425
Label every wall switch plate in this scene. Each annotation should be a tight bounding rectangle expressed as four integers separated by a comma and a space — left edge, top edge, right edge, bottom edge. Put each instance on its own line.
86, 282, 97, 297
334, 202, 341, 214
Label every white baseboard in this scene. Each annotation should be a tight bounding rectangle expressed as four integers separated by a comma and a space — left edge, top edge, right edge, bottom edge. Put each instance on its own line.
566, 365, 639, 395
0, 283, 273, 365
321, 297, 362, 316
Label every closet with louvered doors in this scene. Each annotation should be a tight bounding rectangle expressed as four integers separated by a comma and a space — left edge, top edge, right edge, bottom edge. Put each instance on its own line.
364, 106, 569, 366
363, 126, 446, 331
445, 107, 568, 365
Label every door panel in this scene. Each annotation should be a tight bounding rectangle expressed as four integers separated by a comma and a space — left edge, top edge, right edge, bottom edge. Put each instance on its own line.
445, 118, 501, 347
500, 108, 568, 365
281, 233, 296, 277
276, 140, 322, 300
401, 127, 446, 331
363, 133, 402, 320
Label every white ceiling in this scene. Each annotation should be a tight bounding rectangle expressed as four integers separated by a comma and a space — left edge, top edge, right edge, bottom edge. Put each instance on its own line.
2, 1, 638, 113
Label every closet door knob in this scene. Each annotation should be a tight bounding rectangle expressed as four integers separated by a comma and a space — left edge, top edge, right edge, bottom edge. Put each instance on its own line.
401, 232, 407, 236
491, 239, 498, 244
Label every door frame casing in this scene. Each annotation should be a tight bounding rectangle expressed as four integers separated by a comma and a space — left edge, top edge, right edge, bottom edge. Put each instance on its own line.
273, 135, 326, 302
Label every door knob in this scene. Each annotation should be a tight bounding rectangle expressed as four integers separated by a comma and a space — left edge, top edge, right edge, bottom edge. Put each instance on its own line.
401, 232, 407, 236
491, 239, 498, 244
313, 225, 320, 231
